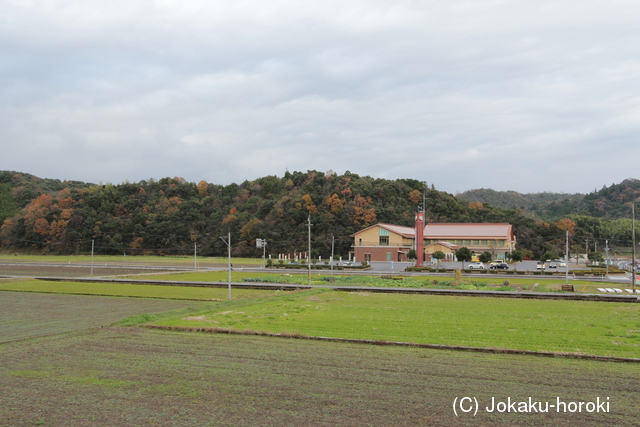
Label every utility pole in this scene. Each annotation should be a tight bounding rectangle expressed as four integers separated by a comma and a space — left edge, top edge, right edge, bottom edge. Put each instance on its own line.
307, 215, 312, 286
565, 231, 569, 287
263, 240, 266, 268
585, 238, 589, 265
194, 242, 197, 270
605, 239, 610, 276
423, 191, 426, 216
219, 233, 232, 301
633, 203, 636, 294
91, 239, 95, 276
330, 235, 335, 280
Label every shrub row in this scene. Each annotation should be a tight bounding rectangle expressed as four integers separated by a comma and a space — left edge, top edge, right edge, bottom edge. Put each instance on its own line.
268, 264, 370, 270
404, 267, 611, 277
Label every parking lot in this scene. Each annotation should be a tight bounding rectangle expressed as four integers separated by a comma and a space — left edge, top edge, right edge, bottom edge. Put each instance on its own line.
366, 260, 575, 273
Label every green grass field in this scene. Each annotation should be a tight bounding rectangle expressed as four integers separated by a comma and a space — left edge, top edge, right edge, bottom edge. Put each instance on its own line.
3, 278, 638, 358
147, 288, 640, 359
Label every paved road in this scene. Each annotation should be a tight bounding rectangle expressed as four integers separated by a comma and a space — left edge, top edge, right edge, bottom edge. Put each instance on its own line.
366, 260, 574, 273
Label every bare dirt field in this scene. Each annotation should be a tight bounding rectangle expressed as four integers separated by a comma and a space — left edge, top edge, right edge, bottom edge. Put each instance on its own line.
0, 291, 213, 343
1, 292, 639, 426
0, 257, 258, 279
0, 263, 183, 278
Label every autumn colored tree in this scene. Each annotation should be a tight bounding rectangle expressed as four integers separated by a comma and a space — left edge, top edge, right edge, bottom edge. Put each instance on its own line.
556, 218, 576, 235
222, 207, 238, 225
408, 189, 421, 205
8, 191, 75, 246
350, 195, 376, 227
325, 193, 345, 214
301, 194, 318, 214
197, 180, 209, 196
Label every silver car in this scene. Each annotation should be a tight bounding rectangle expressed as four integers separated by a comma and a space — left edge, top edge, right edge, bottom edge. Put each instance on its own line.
468, 262, 485, 270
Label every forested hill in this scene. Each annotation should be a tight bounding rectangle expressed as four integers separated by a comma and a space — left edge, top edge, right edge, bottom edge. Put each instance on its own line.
1, 170, 639, 259
576, 179, 640, 218
0, 171, 94, 225
0, 170, 531, 258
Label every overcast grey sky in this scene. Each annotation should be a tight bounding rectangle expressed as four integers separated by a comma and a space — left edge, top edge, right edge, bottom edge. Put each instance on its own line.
2, 1, 639, 194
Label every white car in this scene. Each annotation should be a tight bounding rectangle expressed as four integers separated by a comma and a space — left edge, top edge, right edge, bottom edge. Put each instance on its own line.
468, 262, 485, 270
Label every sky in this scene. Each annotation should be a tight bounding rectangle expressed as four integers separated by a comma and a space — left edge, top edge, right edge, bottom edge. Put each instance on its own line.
2, 1, 640, 195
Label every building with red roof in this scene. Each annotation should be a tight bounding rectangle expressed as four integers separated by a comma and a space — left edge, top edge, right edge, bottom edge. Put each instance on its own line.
351, 222, 517, 263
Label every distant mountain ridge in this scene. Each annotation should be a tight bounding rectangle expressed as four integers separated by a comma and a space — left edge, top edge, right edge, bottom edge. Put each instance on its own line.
456, 188, 583, 212
457, 178, 640, 220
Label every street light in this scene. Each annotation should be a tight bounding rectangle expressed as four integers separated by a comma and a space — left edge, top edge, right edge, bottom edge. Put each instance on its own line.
219, 232, 232, 301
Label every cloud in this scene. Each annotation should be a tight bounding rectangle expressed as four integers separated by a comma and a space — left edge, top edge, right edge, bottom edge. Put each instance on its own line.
1, 0, 639, 193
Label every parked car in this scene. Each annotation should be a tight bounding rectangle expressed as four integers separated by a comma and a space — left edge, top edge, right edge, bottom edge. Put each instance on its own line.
489, 262, 509, 270
468, 262, 485, 270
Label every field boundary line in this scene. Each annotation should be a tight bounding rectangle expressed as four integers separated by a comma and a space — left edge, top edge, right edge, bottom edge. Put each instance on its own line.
0, 288, 222, 302
143, 324, 640, 363
35, 276, 640, 303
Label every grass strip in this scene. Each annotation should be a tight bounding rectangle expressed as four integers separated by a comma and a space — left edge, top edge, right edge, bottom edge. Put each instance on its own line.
135, 270, 578, 290
0, 254, 263, 265
143, 324, 640, 363
0, 279, 284, 301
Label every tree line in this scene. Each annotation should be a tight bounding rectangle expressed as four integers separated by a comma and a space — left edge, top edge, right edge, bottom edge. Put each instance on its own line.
1, 170, 639, 260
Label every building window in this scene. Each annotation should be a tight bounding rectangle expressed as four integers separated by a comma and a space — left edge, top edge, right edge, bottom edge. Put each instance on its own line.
472, 240, 479, 246
379, 228, 390, 246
